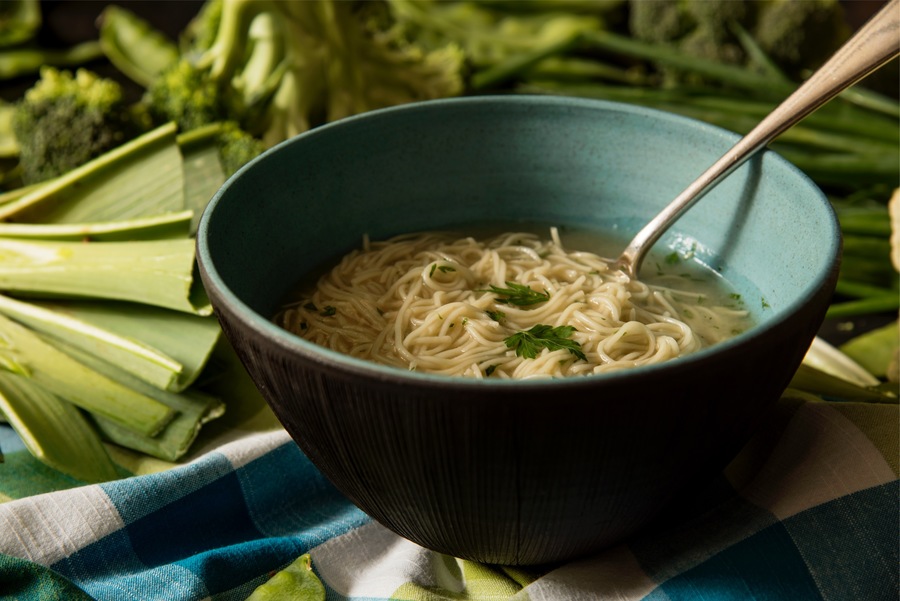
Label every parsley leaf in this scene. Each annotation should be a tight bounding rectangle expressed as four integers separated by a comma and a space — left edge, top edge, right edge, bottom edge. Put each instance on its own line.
504, 324, 586, 361
486, 282, 550, 306
486, 309, 506, 322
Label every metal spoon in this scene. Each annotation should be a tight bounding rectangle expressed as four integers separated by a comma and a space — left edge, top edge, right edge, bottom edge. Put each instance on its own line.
617, 0, 900, 279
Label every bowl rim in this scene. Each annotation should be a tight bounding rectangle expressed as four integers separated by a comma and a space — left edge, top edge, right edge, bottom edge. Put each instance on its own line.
196, 95, 841, 390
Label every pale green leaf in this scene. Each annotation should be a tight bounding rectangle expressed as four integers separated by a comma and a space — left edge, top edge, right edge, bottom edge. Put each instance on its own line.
840, 321, 899, 380
0, 312, 174, 436
246, 554, 326, 601
25, 298, 221, 391
60, 341, 225, 462
0, 294, 193, 392
179, 133, 227, 234
0, 210, 193, 241
0, 237, 211, 315
0, 371, 120, 483
0, 123, 184, 223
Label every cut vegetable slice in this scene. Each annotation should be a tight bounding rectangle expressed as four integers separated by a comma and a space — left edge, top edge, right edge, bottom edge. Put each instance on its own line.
0, 237, 212, 315
16, 298, 221, 392
0, 123, 184, 223
0, 371, 119, 483
61, 341, 225, 462
0, 312, 174, 436
0, 210, 193, 241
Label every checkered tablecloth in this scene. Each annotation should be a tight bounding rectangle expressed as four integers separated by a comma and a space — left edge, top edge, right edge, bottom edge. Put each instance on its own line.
0, 393, 897, 600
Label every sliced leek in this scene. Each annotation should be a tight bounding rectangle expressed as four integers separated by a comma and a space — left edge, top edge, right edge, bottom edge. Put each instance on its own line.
0, 210, 193, 241
0, 312, 175, 436
0, 237, 211, 315
13, 298, 221, 391
0, 122, 183, 223
0, 371, 119, 483
61, 341, 225, 462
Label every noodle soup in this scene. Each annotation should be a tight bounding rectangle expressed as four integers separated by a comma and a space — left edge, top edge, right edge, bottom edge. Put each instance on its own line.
273, 228, 755, 379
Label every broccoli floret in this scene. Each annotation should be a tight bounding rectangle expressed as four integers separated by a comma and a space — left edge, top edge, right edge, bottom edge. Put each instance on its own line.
751, 0, 850, 77
198, 0, 464, 144
627, 0, 849, 82
216, 120, 265, 176
136, 0, 463, 147
628, 0, 747, 81
12, 67, 141, 184
142, 57, 244, 132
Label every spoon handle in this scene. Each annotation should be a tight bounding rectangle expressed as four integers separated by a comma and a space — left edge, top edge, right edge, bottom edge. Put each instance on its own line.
618, 0, 900, 278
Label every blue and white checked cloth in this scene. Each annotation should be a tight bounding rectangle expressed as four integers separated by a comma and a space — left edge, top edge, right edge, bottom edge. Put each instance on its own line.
0, 395, 897, 600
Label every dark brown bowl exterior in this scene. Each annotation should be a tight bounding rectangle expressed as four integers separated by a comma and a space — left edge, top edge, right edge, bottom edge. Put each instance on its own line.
204, 276, 835, 565
196, 96, 841, 565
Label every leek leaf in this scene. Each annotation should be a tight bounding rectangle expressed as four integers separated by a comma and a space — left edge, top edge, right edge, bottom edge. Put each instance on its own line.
60, 341, 225, 462
803, 336, 880, 388
789, 364, 897, 404
0, 312, 175, 436
0, 237, 211, 315
0, 371, 120, 483
0, 123, 183, 223
18, 298, 221, 392
179, 129, 227, 234
0, 210, 193, 241
840, 321, 899, 380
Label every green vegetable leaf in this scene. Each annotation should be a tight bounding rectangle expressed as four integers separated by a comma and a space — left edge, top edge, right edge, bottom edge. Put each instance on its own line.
0, 371, 120, 483
58, 340, 224, 462
246, 553, 325, 601
0, 237, 211, 315
0, 123, 183, 223
0, 311, 175, 436
504, 324, 585, 361
486, 282, 550, 306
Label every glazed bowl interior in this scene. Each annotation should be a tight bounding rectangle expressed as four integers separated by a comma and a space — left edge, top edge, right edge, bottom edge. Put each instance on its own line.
196, 96, 840, 564
202, 97, 835, 353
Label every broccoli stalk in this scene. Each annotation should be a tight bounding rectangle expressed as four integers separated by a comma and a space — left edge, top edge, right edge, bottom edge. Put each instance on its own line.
12, 67, 141, 184
188, 0, 465, 144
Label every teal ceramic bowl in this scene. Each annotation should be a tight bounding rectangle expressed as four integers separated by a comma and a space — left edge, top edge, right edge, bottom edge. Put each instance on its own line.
196, 96, 840, 565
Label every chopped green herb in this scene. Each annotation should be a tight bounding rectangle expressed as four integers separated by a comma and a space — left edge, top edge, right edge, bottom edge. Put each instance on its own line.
429, 263, 457, 277
504, 324, 586, 361
485, 365, 497, 376
486, 282, 550, 306
761, 298, 771, 309
461, 317, 468, 326
303, 301, 317, 311
321, 305, 336, 317
665, 252, 680, 265
486, 309, 506, 322
682, 309, 694, 318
